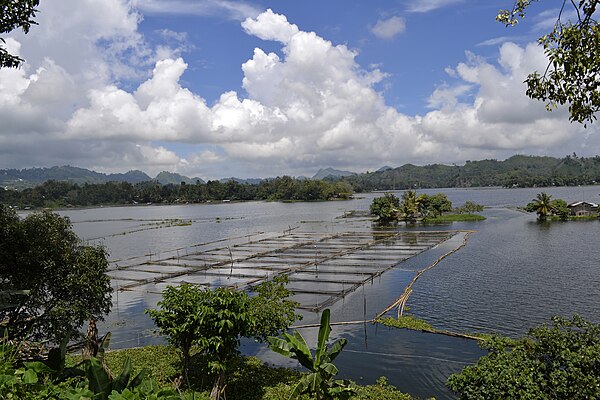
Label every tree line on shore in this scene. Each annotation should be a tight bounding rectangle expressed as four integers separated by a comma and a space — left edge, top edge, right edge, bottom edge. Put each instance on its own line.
0, 177, 354, 209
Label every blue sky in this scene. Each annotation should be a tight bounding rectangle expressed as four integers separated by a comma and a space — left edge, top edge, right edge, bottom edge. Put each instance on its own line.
0, 0, 597, 179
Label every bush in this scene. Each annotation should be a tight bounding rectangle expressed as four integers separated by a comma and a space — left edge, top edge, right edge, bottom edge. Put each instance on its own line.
370, 194, 400, 222
448, 315, 600, 399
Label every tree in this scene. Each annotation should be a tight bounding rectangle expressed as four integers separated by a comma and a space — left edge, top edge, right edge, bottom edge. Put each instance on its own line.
268, 309, 356, 400
370, 193, 400, 223
448, 315, 600, 399
498, 1, 599, 124
1, 0, 40, 68
550, 198, 569, 220
524, 192, 554, 220
419, 193, 452, 218
0, 205, 112, 343
146, 277, 299, 400
399, 190, 424, 221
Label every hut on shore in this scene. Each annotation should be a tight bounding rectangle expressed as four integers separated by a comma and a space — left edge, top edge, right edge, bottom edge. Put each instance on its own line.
567, 201, 599, 217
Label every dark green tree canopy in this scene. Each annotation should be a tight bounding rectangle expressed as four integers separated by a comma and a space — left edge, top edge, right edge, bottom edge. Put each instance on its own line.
0, 0, 39, 68
0, 205, 112, 343
448, 315, 600, 399
146, 277, 299, 399
498, 0, 599, 124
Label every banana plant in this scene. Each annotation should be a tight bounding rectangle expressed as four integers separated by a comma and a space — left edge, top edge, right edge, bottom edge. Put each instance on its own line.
84, 356, 148, 400
268, 309, 356, 400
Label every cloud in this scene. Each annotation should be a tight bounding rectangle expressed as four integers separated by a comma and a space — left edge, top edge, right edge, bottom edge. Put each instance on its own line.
405, 0, 464, 13
371, 16, 406, 39
241, 9, 299, 43
477, 36, 515, 47
1, 5, 599, 179
134, 0, 262, 21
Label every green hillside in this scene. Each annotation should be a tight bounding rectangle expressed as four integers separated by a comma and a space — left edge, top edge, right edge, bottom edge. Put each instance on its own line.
344, 155, 600, 190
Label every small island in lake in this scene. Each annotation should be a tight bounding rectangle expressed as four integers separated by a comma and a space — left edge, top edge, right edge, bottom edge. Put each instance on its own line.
370, 190, 486, 224
524, 192, 599, 221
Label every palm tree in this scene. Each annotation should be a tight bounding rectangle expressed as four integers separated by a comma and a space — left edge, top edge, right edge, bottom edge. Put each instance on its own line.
400, 190, 424, 221
529, 192, 554, 220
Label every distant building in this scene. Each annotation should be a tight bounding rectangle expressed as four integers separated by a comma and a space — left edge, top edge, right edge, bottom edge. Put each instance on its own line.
567, 201, 599, 217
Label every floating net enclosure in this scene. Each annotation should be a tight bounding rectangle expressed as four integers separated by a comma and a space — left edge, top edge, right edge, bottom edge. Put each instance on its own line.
108, 228, 456, 312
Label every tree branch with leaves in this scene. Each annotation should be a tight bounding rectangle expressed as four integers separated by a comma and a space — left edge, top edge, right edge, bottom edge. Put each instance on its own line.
498, 0, 599, 125
0, 0, 40, 68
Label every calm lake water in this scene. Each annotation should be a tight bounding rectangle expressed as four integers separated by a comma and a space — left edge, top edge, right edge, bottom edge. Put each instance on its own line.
60, 186, 600, 399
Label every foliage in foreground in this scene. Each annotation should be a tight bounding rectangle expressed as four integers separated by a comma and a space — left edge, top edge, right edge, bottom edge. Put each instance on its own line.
0, 205, 112, 343
70, 346, 415, 400
448, 315, 600, 399
0, 337, 200, 400
268, 309, 356, 400
0, 0, 39, 69
146, 277, 300, 399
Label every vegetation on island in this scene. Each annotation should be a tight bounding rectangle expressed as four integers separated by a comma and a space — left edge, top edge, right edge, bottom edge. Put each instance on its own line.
376, 316, 434, 332
524, 192, 599, 221
370, 191, 485, 223
524, 192, 568, 220
0, 177, 354, 209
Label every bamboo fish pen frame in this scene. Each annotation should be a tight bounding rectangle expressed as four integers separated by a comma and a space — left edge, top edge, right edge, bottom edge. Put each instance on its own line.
107, 228, 463, 313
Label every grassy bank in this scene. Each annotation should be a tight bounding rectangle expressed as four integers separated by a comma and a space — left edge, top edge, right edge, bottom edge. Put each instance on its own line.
424, 213, 486, 223
75, 345, 418, 400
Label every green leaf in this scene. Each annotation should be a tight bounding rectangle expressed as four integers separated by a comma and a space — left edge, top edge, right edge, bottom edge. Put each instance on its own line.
289, 331, 314, 370
289, 374, 313, 399
22, 368, 38, 384
24, 361, 55, 374
319, 362, 339, 377
113, 357, 132, 392
316, 308, 331, 363
128, 368, 148, 390
267, 336, 294, 358
325, 338, 347, 362
85, 358, 111, 399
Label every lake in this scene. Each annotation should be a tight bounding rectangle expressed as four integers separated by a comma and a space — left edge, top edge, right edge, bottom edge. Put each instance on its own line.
60, 186, 600, 399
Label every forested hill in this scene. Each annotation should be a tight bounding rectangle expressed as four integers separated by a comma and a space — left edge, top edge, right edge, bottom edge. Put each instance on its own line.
341, 155, 600, 190
0, 166, 151, 188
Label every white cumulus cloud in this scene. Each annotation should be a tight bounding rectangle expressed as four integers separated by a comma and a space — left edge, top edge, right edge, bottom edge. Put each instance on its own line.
371, 16, 406, 39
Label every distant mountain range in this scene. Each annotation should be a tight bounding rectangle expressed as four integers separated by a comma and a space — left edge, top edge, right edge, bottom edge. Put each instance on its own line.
312, 168, 355, 180
154, 171, 205, 185
0, 166, 151, 189
2, 155, 600, 190
0, 165, 352, 189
